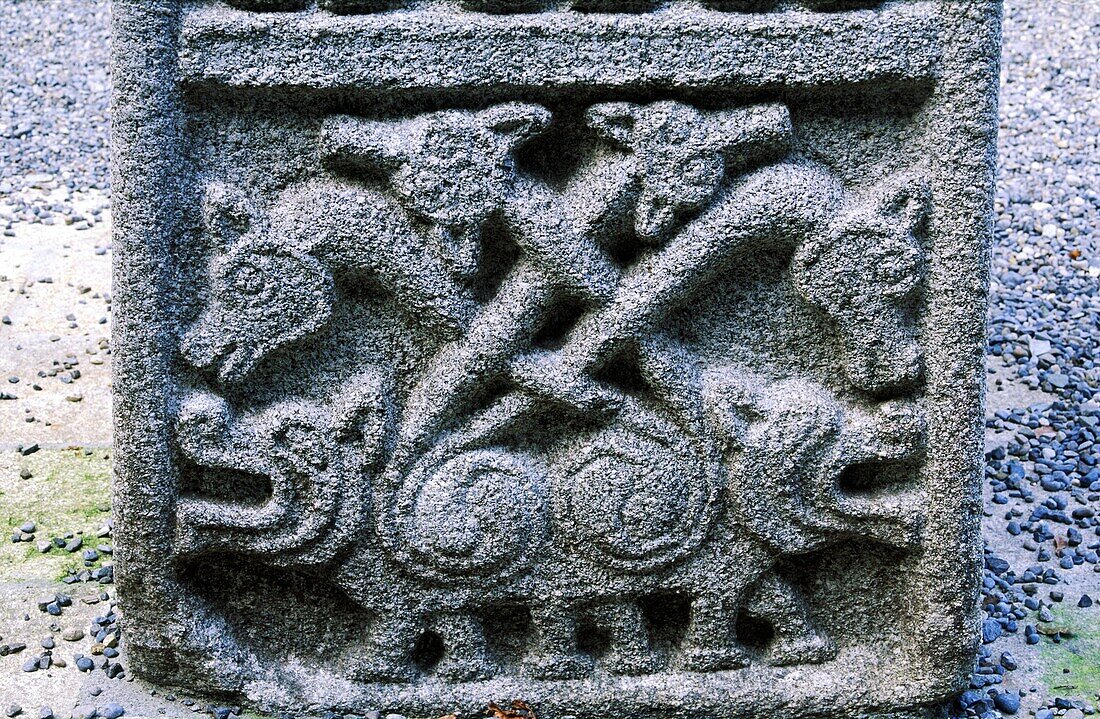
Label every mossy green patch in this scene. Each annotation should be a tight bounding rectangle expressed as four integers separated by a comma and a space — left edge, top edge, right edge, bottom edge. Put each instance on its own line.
1039, 604, 1100, 702
0, 448, 112, 582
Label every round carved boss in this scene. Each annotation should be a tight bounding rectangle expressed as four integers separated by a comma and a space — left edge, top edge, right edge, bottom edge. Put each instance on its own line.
552, 418, 715, 573
386, 446, 548, 582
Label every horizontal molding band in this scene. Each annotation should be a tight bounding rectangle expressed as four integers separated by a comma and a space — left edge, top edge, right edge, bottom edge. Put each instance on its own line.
179, 3, 942, 92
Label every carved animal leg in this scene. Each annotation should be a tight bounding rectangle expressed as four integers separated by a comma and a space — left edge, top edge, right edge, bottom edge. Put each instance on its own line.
590, 601, 660, 676
397, 262, 551, 461
750, 573, 835, 666
523, 602, 592, 680
345, 612, 420, 683
674, 592, 750, 672
432, 611, 497, 682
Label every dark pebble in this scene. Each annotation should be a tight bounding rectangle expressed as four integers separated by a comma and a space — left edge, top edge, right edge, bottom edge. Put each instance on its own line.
981, 618, 1003, 644
993, 692, 1021, 715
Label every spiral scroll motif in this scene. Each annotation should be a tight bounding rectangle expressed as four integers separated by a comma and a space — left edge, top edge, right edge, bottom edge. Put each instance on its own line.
552, 414, 716, 573
385, 445, 548, 583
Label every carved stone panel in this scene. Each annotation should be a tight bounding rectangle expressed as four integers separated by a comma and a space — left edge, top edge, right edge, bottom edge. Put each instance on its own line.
111, 1, 1001, 716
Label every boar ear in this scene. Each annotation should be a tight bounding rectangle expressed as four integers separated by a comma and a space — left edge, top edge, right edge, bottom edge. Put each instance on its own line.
585, 102, 640, 148
176, 390, 233, 461
482, 103, 552, 143
202, 183, 254, 245
331, 371, 392, 465
319, 115, 405, 172
877, 172, 931, 234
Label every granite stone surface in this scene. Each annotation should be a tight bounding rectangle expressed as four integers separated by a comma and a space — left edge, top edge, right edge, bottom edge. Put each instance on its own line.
111, 1, 1002, 716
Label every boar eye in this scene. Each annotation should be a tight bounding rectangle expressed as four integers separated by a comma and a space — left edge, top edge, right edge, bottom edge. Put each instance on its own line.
231, 262, 266, 296
683, 156, 712, 182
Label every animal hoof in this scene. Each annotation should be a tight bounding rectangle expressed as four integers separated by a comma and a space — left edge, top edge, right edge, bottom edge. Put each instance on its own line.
767, 634, 837, 666
673, 645, 751, 673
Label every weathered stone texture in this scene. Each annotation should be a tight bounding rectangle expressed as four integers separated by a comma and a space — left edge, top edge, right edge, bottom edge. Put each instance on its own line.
111, 1, 1001, 716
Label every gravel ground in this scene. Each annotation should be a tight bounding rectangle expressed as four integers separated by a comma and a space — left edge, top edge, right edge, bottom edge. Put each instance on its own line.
0, 0, 110, 231
2, 1, 1099, 718
961, 3, 1100, 719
